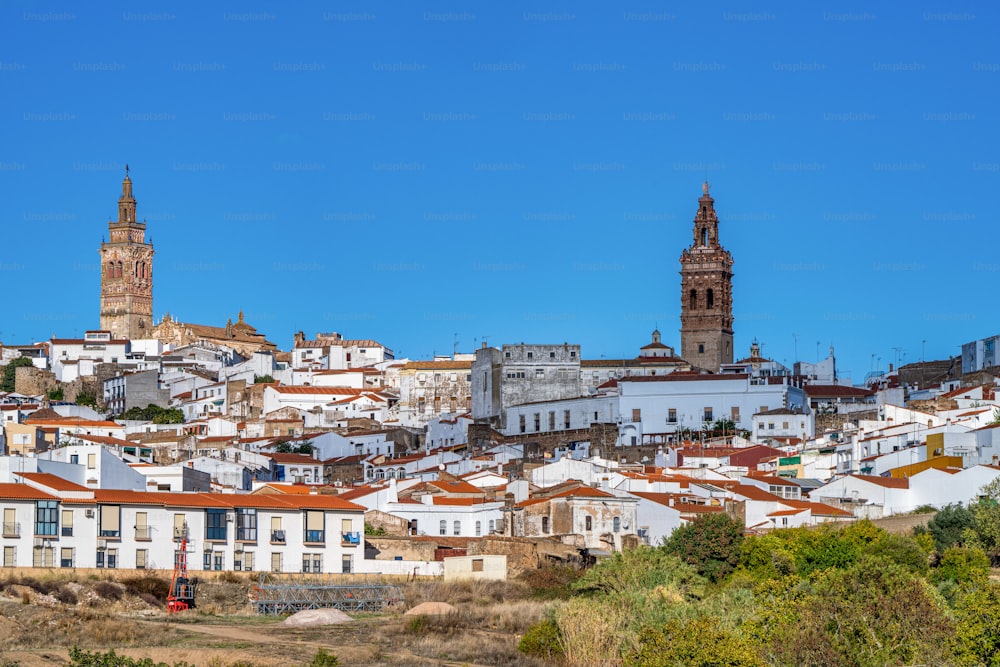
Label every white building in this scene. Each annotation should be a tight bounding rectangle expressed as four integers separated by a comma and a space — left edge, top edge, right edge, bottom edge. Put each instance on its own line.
50, 331, 130, 382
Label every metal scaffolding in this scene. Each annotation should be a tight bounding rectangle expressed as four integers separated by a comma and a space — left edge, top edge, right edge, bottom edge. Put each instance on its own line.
251, 572, 405, 615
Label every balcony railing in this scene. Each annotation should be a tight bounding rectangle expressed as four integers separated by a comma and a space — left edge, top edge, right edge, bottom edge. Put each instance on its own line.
341, 531, 361, 545
304, 529, 325, 544
271, 530, 286, 544
135, 526, 152, 540
2, 522, 19, 537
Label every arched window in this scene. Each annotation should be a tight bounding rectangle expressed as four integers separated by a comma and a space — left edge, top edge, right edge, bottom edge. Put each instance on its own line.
707, 289, 715, 309
475, 521, 481, 537
439, 520, 447, 536
689, 289, 697, 310
488, 519, 495, 533
453, 520, 461, 536
701, 227, 708, 245
585, 516, 592, 531
117, 261, 124, 278
106, 262, 114, 278
542, 516, 550, 534
613, 516, 621, 532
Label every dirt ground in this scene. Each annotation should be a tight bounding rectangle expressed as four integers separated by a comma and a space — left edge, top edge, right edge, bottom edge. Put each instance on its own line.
0, 574, 550, 667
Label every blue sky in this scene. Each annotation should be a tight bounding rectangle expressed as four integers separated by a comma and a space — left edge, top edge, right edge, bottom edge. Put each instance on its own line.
0, 1, 996, 383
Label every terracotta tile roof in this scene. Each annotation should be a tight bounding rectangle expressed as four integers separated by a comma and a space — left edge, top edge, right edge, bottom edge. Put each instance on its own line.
768, 509, 805, 517
849, 474, 910, 489
15, 472, 89, 492
0, 483, 58, 500
272, 386, 364, 395
404, 360, 472, 371
267, 453, 320, 465
804, 385, 875, 398
782, 499, 854, 517
70, 434, 138, 448
431, 497, 496, 506
428, 480, 484, 495
25, 416, 123, 428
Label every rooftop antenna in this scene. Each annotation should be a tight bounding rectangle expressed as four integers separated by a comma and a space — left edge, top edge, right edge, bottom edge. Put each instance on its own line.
453, 333, 459, 358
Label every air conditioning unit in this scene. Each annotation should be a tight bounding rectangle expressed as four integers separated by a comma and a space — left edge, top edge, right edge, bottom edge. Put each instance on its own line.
96, 539, 107, 550
33, 537, 46, 548
85, 509, 95, 518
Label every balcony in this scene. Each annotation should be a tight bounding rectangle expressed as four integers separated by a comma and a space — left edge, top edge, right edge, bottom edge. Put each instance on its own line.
135, 527, 152, 540
270, 530, 286, 544
341, 531, 361, 546
2, 522, 19, 538
173, 526, 189, 542
304, 530, 325, 544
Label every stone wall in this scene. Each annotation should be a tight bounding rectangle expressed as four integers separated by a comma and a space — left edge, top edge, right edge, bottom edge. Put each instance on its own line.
815, 409, 879, 434
14, 366, 58, 396
365, 509, 411, 536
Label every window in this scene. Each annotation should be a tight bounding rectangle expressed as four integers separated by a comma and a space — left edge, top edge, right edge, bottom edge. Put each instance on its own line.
61, 510, 73, 537
3, 546, 14, 567
668, 409, 677, 424
106, 548, 118, 569
533, 414, 540, 431
632, 408, 641, 422
689, 289, 697, 310
236, 508, 257, 542
60, 548, 74, 568
70, 454, 78, 465
97, 504, 121, 538
35, 500, 58, 536
136, 549, 148, 569
488, 519, 495, 534
707, 288, 714, 309
585, 516, 592, 531
342, 554, 353, 574
302, 554, 322, 573
698, 343, 705, 354
453, 520, 461, 536
504, 351, 511, 358
535, 368, 544, 378
731, 406, 740, 422
271, 553, 283, 572
613, 517, 621, 533
475, 521, 482, 537
542, 516, 550, 534
234, 550, 254, 571
472, 558, 484, 572
548, 411, 555, 430
768, 423, 775, 430
519, 415, 526, 434
439, 520, 447, 536
135, 511, 149, 540
87, 453, 96, 469
703, 408, 713, 423
564, 410, 571, 429
304, 510, 325, 543
205, 509, 227, 541
213, 554, 223, 571
34, 546, 54, 568
570, 350, 576, 358
782, 421, 789, 430
527, 351, 533, 359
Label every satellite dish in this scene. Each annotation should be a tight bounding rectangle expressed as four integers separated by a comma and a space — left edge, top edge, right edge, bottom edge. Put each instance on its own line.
438, 463, 445, 471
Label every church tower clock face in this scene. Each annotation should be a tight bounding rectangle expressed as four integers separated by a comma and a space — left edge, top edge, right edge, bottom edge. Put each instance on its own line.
679, 182, 734, 371
99, 166, 154, 340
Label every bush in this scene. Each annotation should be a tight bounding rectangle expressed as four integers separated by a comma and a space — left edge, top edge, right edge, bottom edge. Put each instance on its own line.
662, 513, 744, 582
53, 585, 79, 605
94, 581, 124, 601
120, 575, 170, 599
518, 617, 563, 660
405, 615, 429, 634
307, 648, 340, 667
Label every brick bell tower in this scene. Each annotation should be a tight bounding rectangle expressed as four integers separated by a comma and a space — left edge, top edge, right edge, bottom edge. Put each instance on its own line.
99, 166, 154, 339
679, 181, 733, 371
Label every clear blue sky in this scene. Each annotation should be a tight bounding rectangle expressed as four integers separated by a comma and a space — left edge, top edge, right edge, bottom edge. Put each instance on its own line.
1, 1, 996, 383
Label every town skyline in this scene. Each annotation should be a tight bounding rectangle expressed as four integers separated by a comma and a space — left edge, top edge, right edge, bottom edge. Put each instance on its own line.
1, 1, 997, 382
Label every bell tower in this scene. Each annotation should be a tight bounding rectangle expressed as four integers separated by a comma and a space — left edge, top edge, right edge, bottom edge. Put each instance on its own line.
679, 182, 734, 371
99, 166, 154, 339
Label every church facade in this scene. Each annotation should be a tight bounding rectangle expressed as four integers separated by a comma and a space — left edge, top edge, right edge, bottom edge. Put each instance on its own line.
99, 168, 154, 340
679, 182, 734, 371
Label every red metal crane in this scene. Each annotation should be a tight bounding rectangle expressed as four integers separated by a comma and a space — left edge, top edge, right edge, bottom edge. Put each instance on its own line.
166, 533, 196, 613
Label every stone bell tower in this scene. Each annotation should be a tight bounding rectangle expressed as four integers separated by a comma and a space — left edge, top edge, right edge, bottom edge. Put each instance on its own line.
99, 166, 154, 339
679, 181, 734, 371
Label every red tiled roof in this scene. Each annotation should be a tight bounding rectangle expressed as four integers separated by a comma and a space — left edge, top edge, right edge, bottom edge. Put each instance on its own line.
15, 472, 89, 492
850, 474, 910, 489
0, 483, 58, 500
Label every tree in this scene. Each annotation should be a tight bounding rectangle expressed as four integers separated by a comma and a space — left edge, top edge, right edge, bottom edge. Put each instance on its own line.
925, 503, 976, 552
274, 440, 313, 455
952, 582, 1000, 666
964, 479, 1000, 564
121, 404, 184, 424
769, 557, 955, 667
254, 374, 275, 384
1, 357, 34, 392
76, 391, 96, 407
663, 513, 744, 582
626, 617, 766, 667
47, 386, 64, 401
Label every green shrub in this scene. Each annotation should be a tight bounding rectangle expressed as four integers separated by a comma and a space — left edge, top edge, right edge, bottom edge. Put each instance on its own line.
307, 648, 340, 667
518, 617, 563, 659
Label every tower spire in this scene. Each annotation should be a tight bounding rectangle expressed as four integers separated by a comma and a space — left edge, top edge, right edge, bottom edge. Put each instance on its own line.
118, 166, 136, 223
